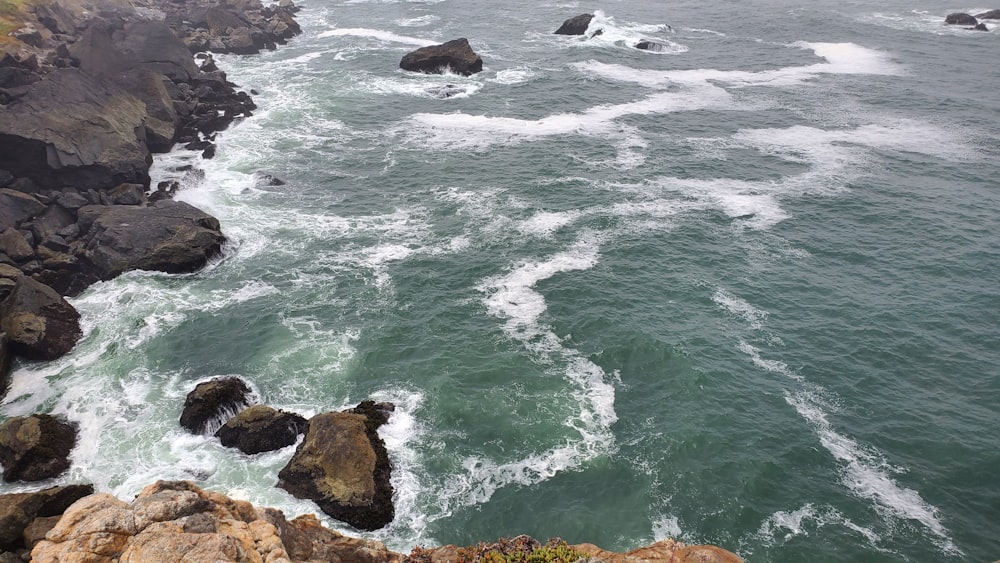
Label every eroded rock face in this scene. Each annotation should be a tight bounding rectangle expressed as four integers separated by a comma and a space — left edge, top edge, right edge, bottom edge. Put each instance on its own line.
29, 481, 402, 563
215, 404, 307, 454
277, 406, 394, 531
0, 484, 94, 551
554, 13, 594, 35
399, 38, 483, 76
0, 414, 77, 482
179, 377, 255, 435
0, 275, 81, 361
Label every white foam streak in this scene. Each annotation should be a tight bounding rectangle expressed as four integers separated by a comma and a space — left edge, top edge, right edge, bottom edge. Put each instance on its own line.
317, 27, 436, 47
713, 288, 768, 330
786, 392, 958, 553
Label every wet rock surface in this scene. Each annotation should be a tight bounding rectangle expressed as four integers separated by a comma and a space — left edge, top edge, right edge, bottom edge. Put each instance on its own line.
0, 414, 78, 482
180, 377, 256, 435
400, 38, 483, 76
216, 404, 308, 454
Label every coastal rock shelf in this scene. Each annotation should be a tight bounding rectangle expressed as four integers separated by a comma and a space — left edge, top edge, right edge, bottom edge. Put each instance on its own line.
0, 481, 743, 562
0, 0, 303, 399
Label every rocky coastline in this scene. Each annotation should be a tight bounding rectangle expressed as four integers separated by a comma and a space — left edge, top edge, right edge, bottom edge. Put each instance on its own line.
0, 2, 744, 560
0, 0, 302, 396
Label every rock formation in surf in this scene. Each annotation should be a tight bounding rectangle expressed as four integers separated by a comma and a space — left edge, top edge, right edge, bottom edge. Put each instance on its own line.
944, 13, 979, 25
976, 9, 1000, 19
399, 38, 483, 76
277, 401, 396, 531
1, 481, 743, 562
554, 13, 594, 35
0, 414, 78, 483
215, 405, 308, 455
180, 376, 257, 435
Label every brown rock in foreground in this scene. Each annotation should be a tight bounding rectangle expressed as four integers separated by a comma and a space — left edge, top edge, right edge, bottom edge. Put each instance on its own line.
277, 406, 395, 531
0, 484, 93, 551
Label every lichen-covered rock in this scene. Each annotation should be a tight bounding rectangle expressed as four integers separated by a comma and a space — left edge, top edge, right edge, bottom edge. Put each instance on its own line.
0, 414, 78, 482
277, 407, 394, 531
572, 538, 744, 562
554, 13, 594, 35
180, 377, 255, 435
215, 404, 307, 454
0, 274, 81, 360
0, 484, 94, 551
399, 38, 483, 76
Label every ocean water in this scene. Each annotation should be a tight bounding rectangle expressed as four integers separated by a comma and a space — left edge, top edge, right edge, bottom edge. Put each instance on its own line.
2, 1, 999, 561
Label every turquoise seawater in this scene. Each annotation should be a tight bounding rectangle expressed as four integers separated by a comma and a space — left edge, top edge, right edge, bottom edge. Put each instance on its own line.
2, 1, 999, 561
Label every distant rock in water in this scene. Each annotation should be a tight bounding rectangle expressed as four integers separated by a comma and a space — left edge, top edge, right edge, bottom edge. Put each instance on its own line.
944, 13, 978, 25
180, 377, 255, 435
972, 23, 990, 30
975, 9, 1000, 19
400, 38, 483, 76
635, 39, 672, 52
426, 84, 467, 99
554, 13, 594, 35
215, 405, 307, 454
0, 414, 77, 482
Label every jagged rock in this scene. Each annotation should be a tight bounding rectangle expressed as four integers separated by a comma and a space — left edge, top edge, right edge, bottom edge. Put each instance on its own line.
180, 377, 255, 435
945, 13, 978, 25
399, 38, 483, 76
0, 189, 46, 229
0, 484, 94, 551
104, 183, 146, 206
215, 404, 308, 454
77, 200, 225, 282
976, 9, 1000, 19
30, 481, 402, 563
0, 275, 81, 360
573, 538, 744, 562
0, 68, 151, 192
554, 13, 594, 35
0, 414, 78, 482
277, 405, 394, 531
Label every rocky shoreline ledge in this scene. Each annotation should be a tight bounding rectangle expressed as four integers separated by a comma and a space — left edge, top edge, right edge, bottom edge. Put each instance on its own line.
0, 0, 302, 396
0, 480, 743, 562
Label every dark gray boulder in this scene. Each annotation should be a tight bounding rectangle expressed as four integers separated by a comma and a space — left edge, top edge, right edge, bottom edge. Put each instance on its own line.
0, 414, 78, 482
400, 38, 483, 76
975, 9, 1000, 19
215, 404, 308, 454
945, 13, 978, 25
635, 39, 672, 52
0, 275, 81, 361
0, 68, 151, 192
0, 484, 94, 551
180, 377, 255, 435
78, 200, 225, 282
554, 13, 594, 35
277, 401, 394, 531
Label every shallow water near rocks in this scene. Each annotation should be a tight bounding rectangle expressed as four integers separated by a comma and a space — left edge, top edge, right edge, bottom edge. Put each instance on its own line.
3, 1, 999, 561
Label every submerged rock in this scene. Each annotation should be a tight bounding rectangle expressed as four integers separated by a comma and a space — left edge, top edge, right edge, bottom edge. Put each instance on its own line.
179, 377, 255, 435
554, 13, 594, 35
399, 38, 483, 76
635, 39, 673, 52
215, 404, 308, 454
945, 13, 978, 25
0, 414, 77, 482
277, 403, 394, 531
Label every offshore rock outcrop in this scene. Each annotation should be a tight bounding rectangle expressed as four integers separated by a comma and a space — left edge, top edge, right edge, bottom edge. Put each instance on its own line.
216, 405, 308, 455
0, 481, 743, 563
277, 401, 395, 531
399, 38, 483, 76
180, 376, 256, 435
554, 13, 594, 35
